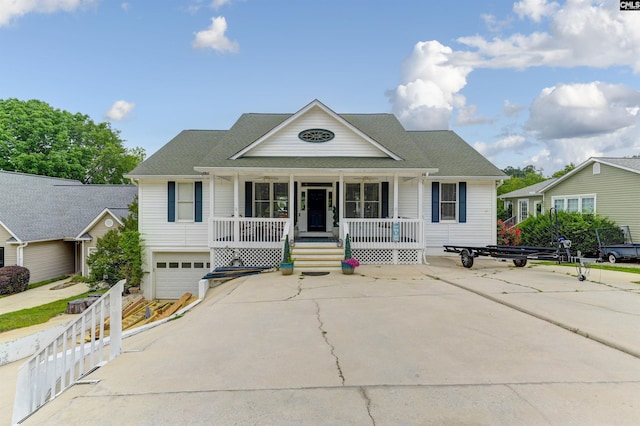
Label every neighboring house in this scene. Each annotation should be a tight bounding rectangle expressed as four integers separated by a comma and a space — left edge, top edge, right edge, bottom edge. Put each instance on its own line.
540, 157, 640, 237
0, 171, 137, 283
127, 100, 506, 300
499, 178, 557, 224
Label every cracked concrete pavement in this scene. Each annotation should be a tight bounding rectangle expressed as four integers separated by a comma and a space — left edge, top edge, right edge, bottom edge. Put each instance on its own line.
5, 256, 640, 425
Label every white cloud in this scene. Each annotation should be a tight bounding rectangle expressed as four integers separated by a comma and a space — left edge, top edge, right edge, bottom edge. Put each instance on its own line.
455, 104, 495, 126
192, 16, 239, 53
211, 0, 231, 9
0, 0, 93, 27
386, 40, 472, 129
526, 82, 640, 139
474, 134, 529, 158
504, 100, 525, 117
513, 0, 559, 22
106, 100, 135, 121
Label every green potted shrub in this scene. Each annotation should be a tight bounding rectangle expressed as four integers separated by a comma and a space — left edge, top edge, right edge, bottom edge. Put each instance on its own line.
341, 234, 359, 274
280, 234, 294, 275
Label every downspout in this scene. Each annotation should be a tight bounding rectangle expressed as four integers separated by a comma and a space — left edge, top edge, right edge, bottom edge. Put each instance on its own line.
17, 242, 28, 266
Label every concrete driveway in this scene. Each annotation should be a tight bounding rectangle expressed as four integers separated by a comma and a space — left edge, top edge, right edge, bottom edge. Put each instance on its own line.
11, 257, 640, 425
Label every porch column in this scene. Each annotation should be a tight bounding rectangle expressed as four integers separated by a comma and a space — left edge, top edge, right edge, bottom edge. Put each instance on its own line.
233, 173, 240, 243
393, 174, 399, 219
339, 174, 344, 239
289, 173, 295, 240
208, 174, 215, 248
418, 173, 425, 263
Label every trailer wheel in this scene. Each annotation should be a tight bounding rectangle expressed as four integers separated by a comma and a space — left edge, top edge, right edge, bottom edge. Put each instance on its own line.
513, 258, 527, 267
460, 249, 474, 268
578, 274, 586, 281
608, 253, 617, 264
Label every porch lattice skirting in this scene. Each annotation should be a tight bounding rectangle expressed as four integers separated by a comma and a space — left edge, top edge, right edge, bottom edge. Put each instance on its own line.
213, 247, 420, 268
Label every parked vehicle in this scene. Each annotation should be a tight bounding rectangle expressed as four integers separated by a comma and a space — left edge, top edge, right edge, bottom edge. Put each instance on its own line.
596, 226, 640, 263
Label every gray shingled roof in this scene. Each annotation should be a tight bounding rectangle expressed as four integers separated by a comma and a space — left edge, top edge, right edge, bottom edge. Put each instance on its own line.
597, 157, 640, 173
128, 111, 505, 178
498, 178, 558, 199
0, 171, 137, 242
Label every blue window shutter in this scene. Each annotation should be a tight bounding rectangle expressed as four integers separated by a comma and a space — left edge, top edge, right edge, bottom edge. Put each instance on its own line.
381, 182, 389, 218
168, 181, 176, 222
195, 181, 203, 222
244, 181, 253, 217
431, 182, 439, 223
459, 182, 467, 223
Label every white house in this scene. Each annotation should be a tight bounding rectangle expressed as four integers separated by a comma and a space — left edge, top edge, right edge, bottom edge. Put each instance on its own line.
127, 100, 506, 299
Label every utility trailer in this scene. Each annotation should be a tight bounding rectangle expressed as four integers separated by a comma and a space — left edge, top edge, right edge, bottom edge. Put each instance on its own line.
443, 242, 571, 269
443, 208, 592, 281
596, 226, 640, 263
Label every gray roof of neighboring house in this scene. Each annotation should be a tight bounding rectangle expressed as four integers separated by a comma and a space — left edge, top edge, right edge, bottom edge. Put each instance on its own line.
128, 112, 505, 178
0, 171, 137, 243
539, 157, 640, 192
498, 178, 558, 199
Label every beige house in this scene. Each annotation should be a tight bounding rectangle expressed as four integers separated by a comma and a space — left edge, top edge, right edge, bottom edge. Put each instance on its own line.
499, 157, 640, 239
0, 171, 137, 283
541, 158, 640, 237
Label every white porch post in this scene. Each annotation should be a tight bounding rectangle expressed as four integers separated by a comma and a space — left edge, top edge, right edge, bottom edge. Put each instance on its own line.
289, 174, 295, 240
208, 175, 215, 249
418, 173, 425, 263
233, 173, 240, 243
393, 174, 399, 219
339, 174, 344, 239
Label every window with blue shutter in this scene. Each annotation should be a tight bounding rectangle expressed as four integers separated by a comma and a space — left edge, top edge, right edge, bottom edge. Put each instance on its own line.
458, 182, 467, 223
431, 182, 439, 223
168, 181, 176, 222
195, 181, 203, 222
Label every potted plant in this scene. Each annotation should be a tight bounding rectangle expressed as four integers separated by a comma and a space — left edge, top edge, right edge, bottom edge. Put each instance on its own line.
280, 234, 294, 275
341, 234, 359, 274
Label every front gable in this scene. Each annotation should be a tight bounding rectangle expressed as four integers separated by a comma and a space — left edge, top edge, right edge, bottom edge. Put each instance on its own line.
232, 100, 401, 160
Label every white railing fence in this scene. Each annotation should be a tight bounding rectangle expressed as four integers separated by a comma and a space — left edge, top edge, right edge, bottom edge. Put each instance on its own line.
12, 280, 123, 425
211, 217, 288, 246
343, 218, 421, 248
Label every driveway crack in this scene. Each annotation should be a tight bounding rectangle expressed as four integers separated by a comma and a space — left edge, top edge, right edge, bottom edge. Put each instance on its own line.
313, 299, 345, 385
360, 387, 376, 425
285, 277, 303, 300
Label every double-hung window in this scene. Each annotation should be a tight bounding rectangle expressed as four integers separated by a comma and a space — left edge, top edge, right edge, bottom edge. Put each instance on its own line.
552, 194, 596, 214
0, 247, 4, 268
440, 183, 457, 221
345, 182, 380, 218
254, 182, 289, 218
168, 181, 203, 222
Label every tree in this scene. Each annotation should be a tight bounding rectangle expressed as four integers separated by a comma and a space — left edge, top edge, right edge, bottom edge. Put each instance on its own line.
0, 98, 144, 183
552, 163, 575, 178
87, 197, 144, 287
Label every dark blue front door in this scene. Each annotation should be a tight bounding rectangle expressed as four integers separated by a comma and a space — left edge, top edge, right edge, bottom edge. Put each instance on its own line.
307, 189, 326, 232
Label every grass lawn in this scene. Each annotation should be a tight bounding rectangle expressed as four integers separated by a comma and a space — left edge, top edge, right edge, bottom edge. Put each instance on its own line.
0, 292, 90, 333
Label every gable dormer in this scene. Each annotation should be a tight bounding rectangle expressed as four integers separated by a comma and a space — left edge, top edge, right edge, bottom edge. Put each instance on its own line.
231, 100, 401, 160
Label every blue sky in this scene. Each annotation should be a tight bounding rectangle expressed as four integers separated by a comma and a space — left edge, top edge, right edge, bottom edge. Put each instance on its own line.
1, 0, 639, 176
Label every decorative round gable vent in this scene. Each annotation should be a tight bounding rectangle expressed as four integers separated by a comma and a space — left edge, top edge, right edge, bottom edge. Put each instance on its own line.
298, 128, 335, 143
105, 219, 114, 228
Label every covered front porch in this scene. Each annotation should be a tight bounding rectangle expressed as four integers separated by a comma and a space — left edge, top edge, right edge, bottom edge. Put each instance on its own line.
203, 170, 428, 268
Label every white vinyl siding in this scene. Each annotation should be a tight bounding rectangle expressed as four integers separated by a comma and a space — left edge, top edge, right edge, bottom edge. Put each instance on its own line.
243, 108, 387, 158
138, 179, 209, 248
425, 181, 496, 255
398, 180, 418, 218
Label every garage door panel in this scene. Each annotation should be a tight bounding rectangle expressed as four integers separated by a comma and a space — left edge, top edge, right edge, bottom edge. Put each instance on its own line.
155, 252, 210, 299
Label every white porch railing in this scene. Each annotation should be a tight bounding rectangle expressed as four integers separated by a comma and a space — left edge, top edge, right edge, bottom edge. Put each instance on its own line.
211, 217, 289, 247
12, 280, 124, 425
343, 218, 422, 248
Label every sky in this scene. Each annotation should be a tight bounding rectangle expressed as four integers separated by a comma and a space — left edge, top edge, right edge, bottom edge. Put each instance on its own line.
1, 0, 639, 177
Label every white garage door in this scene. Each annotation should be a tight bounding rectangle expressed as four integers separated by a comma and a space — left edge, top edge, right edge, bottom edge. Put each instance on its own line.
154, 252, 210, 300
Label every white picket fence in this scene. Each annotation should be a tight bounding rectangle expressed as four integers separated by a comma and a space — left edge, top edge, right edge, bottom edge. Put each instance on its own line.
12, 280, 123, 425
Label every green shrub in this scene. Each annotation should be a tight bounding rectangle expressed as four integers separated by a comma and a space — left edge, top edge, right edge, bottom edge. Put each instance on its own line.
517, 211, 618, 257
0, 266, 30, 295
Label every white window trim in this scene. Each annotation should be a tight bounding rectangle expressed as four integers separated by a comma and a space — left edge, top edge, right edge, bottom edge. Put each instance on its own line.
254, 182, 289, 218
517, 199, 529, 223
176, 182, 195, 222
344, 182, 381, 219
551, 194, 596, 213
439, 182, 458, 223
